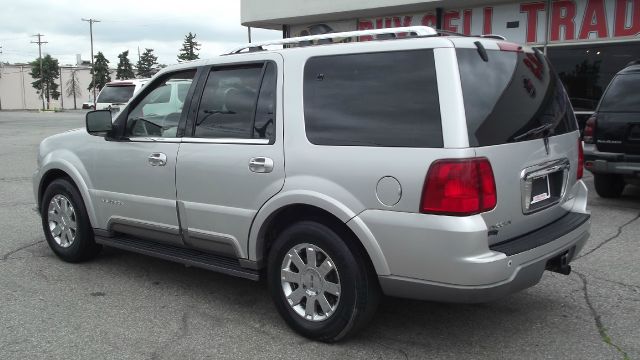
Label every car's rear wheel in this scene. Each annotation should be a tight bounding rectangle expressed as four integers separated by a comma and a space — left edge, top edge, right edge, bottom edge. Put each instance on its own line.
267, 221, 380, 342
41, 178, 101, 262
593, 174, 625, 198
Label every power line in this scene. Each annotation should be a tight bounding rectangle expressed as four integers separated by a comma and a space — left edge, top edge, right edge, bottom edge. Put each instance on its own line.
82, 18, 100, 103
31, 33, 47, 111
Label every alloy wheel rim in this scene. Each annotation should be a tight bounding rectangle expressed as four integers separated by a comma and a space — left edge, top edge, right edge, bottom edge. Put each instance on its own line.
280, 243, 341, 322
47, 194, 77, 248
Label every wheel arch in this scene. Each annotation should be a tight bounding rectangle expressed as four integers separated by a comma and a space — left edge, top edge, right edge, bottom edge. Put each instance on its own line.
248, 192, 390, 275
38, 159, 97, 228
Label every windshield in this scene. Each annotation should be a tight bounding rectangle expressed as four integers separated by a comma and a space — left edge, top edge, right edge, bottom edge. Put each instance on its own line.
97, 85, 135, 104
599, 74, 640, 112
457, 48, 577, 147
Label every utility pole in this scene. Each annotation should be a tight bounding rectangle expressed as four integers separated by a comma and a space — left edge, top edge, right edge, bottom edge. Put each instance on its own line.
31, 33, 48, 111
81, 18, 100, 105
59, 66, 64, 110
0, 44, 3, 110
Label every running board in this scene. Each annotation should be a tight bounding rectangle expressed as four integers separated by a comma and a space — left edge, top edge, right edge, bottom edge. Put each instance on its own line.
95, 235, 260, 281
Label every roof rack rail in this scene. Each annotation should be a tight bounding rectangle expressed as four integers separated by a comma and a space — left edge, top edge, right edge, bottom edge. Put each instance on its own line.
480, 34, 507, 40
226, 26, 438, 54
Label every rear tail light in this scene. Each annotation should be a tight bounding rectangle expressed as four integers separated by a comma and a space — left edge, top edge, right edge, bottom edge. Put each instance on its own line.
420, 158, 497, 216
577, 138, 584, 180
583, 116, 596, 144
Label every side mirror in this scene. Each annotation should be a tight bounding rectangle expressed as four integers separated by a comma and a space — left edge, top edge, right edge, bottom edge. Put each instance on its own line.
86, 110, 113, 136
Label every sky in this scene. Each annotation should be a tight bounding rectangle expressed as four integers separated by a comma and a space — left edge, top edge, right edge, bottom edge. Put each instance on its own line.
0, 0, 281, 66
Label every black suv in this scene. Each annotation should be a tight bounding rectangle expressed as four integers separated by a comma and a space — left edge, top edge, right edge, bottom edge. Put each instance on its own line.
584, 63, 640, 197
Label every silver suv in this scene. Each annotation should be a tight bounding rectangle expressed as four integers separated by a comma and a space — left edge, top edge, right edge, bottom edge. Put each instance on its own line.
33, 27, 590, 342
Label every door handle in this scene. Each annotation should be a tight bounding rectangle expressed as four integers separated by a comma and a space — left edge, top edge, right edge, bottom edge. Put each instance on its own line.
148, 152, 167, 166
249, 157, 274, 173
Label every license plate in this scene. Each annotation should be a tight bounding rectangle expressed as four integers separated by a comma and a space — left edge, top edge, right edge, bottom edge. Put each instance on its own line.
530, 175, 551, 204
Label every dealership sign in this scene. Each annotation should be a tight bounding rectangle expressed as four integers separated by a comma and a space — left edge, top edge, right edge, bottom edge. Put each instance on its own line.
355, 0, 640, 44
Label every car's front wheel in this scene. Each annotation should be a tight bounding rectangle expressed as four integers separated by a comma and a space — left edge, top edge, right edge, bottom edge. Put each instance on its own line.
41, 178, 101, 262
267, 221, 380, 342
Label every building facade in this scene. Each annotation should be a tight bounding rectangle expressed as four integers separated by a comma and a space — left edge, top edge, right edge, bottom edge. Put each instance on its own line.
242, 0, 640, 115
0, 64, 122, 111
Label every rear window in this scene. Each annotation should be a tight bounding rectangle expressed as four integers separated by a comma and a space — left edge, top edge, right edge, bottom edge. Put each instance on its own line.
457, 48, 577, 147
97, 85, 135, 104
599, 74, 640, 112
303, 50, 442, 147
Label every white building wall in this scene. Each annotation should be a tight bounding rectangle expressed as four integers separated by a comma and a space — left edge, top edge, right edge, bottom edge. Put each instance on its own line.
0, 65, 117, 110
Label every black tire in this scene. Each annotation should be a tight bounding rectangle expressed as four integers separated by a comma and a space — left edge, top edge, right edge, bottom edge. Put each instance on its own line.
267, 220, 380, 342
594, 174, 625, 198
40, 178, 101, 262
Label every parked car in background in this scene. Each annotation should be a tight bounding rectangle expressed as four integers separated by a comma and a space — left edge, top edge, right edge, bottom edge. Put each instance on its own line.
95, 79, 149, 114
584, 63, 640, 197
33, 26, 590, 342
81, 98, 95, 110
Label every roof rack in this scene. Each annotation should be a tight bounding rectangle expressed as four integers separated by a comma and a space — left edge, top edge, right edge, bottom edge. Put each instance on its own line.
227, 26, 438, 54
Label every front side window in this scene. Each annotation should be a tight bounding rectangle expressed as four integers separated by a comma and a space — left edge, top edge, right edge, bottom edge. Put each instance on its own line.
303, 50, 443, 147
125, 70, 196, 138
194, 65, 266, 139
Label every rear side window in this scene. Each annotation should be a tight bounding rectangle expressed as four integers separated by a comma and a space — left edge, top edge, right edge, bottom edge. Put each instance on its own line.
599, 74, 640, 112
457, 48, 577, 147
97, 85, 135, 103
195, 66, 263, 139
303, 50, 442, 147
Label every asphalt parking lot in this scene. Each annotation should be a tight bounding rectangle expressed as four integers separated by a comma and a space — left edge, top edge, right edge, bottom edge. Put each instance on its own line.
0, 110, 638, 359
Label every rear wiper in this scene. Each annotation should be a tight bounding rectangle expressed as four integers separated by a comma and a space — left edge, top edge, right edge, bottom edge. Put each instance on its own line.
513, 122, 555, 141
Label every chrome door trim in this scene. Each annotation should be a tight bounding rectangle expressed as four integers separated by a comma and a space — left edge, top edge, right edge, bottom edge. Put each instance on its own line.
181, 137, 270, 145
129, 137, 182, 143
128, 137, 271, 145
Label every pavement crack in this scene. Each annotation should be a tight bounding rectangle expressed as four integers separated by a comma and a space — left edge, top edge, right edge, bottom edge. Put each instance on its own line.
575, 271, 630, 360
1, 239, 44, 260
576, 213, 640, 260
377, 341, 410, 360
149, 311, 190, 360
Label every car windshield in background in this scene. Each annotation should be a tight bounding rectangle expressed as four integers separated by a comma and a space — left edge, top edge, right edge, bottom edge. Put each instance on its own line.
97, 85, 135, 104
599, 74, 640, 112
457, 48, 577, 147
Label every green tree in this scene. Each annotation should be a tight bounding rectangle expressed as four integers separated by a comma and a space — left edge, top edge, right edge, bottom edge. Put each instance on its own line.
29, 54, 60, 109
177, 32, 201, 61
65, 69, 82, 110
88, 52, 111, 91
137, 48, 158, 78
116, 50, 135, 80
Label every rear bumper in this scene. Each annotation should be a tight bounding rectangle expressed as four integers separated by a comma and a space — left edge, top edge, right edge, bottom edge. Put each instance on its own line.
351, 181, 590, 303
584, 144, 640, 175
379, 218, 589, 303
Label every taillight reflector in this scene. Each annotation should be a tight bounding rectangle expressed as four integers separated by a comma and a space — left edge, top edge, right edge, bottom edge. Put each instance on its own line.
421, 158, 497, 216
583, 116, 596, 144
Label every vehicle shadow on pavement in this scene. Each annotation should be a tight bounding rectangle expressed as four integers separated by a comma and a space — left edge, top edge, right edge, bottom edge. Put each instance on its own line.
87, 246, 607, 359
